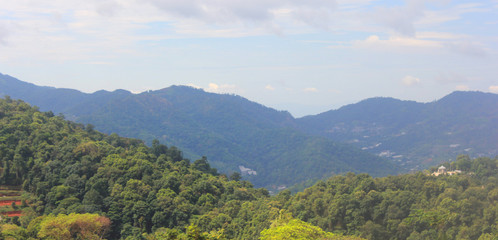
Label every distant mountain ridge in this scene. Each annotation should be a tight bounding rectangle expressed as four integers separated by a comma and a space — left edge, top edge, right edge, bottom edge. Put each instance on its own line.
0, 73, 398, 189
297, 91, 498, 170
0, 73, 136, 114
2, 72, 496, 187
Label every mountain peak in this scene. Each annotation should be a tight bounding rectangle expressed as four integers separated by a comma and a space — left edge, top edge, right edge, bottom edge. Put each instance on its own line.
93, 89, 132, 96
146, 85, 205, 96
435, 91, 498, 109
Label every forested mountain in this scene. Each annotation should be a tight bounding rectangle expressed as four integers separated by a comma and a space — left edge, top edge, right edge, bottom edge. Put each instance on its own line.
281, 155, 498, 240
2, 72, 497, 188
0, 73, 89, 112
189, 155, 498, 240
0, 97, 364, 239
297, 91, 498, 170
0, 97, 267, 239
0, 73, 398, 190
1, 97, 496, 240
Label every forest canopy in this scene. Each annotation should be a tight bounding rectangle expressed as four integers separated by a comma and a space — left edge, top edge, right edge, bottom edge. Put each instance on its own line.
0, 97, 496, 240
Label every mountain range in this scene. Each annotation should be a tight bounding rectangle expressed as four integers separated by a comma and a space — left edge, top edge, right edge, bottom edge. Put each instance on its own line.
298, 91, 498, 170
1, 72, 496, 189
3, 93, 496, 240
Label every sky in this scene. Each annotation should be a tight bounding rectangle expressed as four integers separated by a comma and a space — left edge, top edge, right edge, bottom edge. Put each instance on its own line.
0, 0, 497, 117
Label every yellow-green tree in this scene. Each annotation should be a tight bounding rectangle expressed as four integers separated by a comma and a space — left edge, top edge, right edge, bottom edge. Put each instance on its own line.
37, 213, 111, 240
260, 212, 365, 240
0, 224, 27, 240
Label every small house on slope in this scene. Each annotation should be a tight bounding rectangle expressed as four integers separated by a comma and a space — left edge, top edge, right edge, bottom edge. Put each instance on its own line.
432, 165, 462, 176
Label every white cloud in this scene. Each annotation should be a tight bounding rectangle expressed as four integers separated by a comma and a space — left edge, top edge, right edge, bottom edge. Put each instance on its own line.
95, 0, 121, 17
455, 85, 470, 91
0, 1, 148, 62
205, 83, 237, 93
402, 75, 420, 86
186, 83, 202, 89
415, 3, 488, 26
334, 29, 482, 52
303, 87, 318, 93
353, 35, 441, 50
265, 85, 275, 91
1, 0, 496, 95
144, 0, 338, 33
369, 0, 427, 36
206, 83, 220, 91
489, 86, 498, 94
416, 31, 465, 40
0, 0, 344, 63
416, 10, 459, 26
290, 1, 338, 30
348, 32, 489, 58
363, 1, 491, 57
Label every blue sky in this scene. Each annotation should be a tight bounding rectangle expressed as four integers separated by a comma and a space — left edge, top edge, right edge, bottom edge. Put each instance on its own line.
1, 0, 497, 117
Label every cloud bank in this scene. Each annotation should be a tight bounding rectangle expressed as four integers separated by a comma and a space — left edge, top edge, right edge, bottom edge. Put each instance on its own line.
144, 0, 338, 32
489, 86, 498, 94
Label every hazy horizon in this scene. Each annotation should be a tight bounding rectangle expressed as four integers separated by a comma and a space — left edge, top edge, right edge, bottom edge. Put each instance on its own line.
4, 72, 489, 118
1, 0, 497, 117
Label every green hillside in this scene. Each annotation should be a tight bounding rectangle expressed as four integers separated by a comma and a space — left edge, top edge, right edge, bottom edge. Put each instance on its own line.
0, 96, 263, 239
0, 97, 365, 239
0, 97, 495, 239
190, 155, 498, 240
67, 86, 397, 189
2, 73, 497, 189
0, 74, 399, 190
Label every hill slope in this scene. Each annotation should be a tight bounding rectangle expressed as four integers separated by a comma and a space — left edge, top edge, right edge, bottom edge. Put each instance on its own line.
0, 96, 273, 239
1, 98, 494, 239
0, 73, 398, 189
297, 91, 498, 170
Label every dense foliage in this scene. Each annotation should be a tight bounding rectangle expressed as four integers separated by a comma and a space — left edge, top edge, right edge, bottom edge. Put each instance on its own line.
0, 97, 270, 239
0, 213, 111, 239
183, 156, 498, 240
283, 156, 498, 240
0, 96, 496, 240
0, 73, 399, 190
